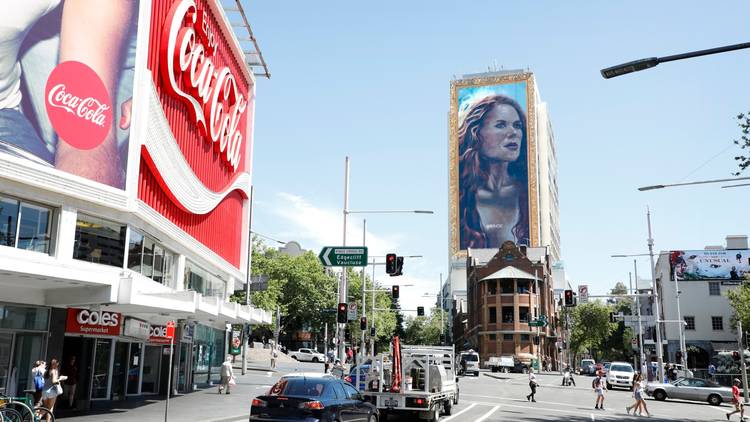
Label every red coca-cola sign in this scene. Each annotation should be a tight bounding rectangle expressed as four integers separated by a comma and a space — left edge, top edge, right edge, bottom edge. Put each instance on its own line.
142, 0, 254, 268
65, 308, 122, 336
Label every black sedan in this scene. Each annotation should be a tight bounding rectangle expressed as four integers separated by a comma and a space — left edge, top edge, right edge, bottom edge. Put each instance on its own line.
249, 375, 378, 422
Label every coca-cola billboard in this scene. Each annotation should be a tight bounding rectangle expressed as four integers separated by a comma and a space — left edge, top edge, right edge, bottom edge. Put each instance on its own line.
143, 0, 255, 268
0, 1, 140, 189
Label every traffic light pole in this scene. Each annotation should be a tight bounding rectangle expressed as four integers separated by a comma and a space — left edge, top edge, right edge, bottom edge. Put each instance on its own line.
647, 209, 666, 383
338, 156, 350, 365
357, 219, 366, 390
631, 267, 645, 376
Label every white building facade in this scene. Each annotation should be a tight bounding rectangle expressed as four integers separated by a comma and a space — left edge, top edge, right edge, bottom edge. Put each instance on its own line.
0, 0, 270, 408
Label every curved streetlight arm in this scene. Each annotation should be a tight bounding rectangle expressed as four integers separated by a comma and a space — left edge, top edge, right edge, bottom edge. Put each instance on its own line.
638, 176, 750, 191
601, 41, 750, 79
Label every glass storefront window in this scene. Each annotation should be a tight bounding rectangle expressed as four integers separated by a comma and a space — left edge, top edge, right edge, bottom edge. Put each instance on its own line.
0, 305, 49, 331
184, 260, 226, 298
127, 343, 142, 395
74, 214, 126, 268
127, 229, 175, 287
0, 196, 52, 253
92, 339, 112, 399
0, 198, 18, 247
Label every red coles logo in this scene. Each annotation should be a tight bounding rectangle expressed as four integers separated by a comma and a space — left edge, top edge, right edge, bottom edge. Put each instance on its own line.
160, 0, 247, 171
66, 308, 122, 336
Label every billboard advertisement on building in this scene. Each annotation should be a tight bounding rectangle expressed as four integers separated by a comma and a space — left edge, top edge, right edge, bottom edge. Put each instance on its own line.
670, 250, 750, 281
449, 73, 538, 255
142, 0, 255, 268
0, 1, 140, 189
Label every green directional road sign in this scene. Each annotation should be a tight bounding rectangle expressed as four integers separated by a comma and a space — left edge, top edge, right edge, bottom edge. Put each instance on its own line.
319, 246, 368, 267
528, 319, 548, 327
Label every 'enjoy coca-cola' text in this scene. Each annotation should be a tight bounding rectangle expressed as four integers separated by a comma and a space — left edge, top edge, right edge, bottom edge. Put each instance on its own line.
160, 0, 248, 172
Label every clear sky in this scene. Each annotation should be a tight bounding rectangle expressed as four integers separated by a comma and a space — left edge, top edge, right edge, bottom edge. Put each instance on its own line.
242, 0, 750, 314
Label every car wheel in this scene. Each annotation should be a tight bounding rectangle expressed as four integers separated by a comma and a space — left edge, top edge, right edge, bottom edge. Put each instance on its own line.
443, 400, 453, 416
428, 405, 439, 422
606, 382, 612, 390
708, 394, 722, 406
312, 357, 319, 363
367, 412, 377, 422
292, 355, 298, 360
491, 367, 497, 373
653, 389, 667, 401
454, 390, 459, 405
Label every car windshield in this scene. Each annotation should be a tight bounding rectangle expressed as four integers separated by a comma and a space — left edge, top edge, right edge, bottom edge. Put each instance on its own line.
268, 378, 328, 397
610, 364, 633, 373
463, 354, 479, 362
581, 360, 594, 366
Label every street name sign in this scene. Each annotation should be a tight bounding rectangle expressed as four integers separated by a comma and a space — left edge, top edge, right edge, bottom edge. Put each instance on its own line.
528, 319, 546, 327
319, 246, 368, 267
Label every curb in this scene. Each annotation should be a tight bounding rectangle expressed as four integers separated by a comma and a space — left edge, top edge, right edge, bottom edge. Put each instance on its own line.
208, 414, 246, 422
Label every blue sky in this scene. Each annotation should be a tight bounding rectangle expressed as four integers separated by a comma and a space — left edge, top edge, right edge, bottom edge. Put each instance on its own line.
242, 0, 750, 313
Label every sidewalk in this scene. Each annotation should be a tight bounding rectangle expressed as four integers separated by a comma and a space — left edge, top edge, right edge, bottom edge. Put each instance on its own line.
57, 368, 274, 422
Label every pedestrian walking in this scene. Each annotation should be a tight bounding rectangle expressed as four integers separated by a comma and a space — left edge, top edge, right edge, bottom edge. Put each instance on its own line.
62, 355, 78, 408
31, 360, 45, 406
270, 347, 278, 369
42, 358, 66, 422
526, 368, 538, 402
708, 362, 717, 380
218, 355, 234, 394
626, 372, 650, 416
593, 371, 605, 410
727, 378, 745, 421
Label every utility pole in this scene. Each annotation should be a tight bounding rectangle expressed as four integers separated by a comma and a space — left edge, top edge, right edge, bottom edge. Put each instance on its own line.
339, 156, 350, 364
439, 273, 445, 345
647, 208, 665, 382
738, 320, 749, 403
371, 260, 376, 357
241, 186, 254, 376
360, 219, 367, 360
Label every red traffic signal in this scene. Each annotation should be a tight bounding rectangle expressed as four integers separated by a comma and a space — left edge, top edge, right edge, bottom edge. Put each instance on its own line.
360, 316, 367, 330
564, 290, 574, 307
391, 285, 400, 299
337, 302, 348, 324
386, 253, 397, 274
733, 351, 741, 360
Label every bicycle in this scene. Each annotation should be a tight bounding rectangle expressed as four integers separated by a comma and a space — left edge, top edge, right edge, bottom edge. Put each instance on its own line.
0, 393, 55, 422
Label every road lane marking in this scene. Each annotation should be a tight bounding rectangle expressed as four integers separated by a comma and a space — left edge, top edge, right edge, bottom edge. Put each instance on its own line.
441, 403, 478, 421
462, 393, 584, 409
475, 405, 500, 422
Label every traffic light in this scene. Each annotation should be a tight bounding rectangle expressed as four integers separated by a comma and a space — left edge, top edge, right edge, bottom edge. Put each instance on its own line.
385, 253, 397, 274
360, 316, 367, 330
440, 334, 445, 344
609, 312, 617, 323
417, 306, 424, 316
337, 302, 347, 323
733, 351, 741, 360
345, 326, 351, 342
370, 327, 376, 336
393, 256, 404, 276
391, 285, 400, 299
564, 289, 574, 307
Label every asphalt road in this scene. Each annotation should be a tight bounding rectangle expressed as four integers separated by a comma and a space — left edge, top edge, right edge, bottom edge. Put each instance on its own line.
236, 365, 744, 422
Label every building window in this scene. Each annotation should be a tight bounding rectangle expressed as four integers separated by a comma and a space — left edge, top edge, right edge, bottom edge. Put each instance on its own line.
519, 307, 529, 323
489, 307, 497, 324
517, 280, 530, 294
0, 195, 53, 253
684, 316, 695, 330
488, 334, 496, 341
711, 316, 723, 331
74, 214, 126, 267
502, 307, 514, 323
708, 282, 721, 296
503, 334, 513, 341
487, 280, 497, 295
185, 260, 226, 298
128, 229, 176, 287
501, 280, 514, 294
521, 334, 530, 341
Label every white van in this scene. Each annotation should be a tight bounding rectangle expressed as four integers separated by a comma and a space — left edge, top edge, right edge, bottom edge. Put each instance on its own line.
605, 361, 635, 389
457, 350, 480, 376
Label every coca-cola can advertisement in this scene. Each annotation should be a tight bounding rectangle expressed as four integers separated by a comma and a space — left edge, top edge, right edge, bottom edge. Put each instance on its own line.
0, 1, 140, 189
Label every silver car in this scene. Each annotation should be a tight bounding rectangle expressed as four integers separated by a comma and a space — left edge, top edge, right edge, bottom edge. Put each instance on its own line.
646, 377, 733, 405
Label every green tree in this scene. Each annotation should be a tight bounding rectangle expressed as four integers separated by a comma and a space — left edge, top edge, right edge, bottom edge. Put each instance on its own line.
733, 112, 750, 175
727, 283, 750, 329
569, 302, 616, 362
402, 307, 448, 346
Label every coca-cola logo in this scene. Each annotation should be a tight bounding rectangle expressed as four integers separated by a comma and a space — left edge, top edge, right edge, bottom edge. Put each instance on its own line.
45, 61, 112, 150
160, 0, 247, 172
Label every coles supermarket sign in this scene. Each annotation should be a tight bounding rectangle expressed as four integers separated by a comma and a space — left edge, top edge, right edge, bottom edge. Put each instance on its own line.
66, 308, 122, 336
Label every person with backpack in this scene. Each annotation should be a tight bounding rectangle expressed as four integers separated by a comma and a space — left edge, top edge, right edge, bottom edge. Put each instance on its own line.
593, 371, 605, 410
31, 360, 46, 406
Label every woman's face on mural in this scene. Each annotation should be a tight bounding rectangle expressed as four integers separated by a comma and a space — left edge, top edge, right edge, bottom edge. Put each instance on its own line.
478, 103, 523, 162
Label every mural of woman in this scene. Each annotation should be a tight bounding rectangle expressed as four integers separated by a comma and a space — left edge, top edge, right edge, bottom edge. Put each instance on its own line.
458, 94, 529, 249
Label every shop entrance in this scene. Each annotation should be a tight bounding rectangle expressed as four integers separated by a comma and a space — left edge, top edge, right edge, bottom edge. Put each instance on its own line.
111, 342, 142, 400
61, 337, 92, 410
0, 331, 46, 396
141, 345, 161, 395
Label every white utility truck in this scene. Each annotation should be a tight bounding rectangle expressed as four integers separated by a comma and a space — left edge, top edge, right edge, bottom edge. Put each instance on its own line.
364, 339, 459, 422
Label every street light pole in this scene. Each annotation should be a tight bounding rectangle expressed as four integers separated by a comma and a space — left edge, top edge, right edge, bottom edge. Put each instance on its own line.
632, 264, 645, 376
647, 208, 665, 382
638, 176, 750, 192
360, 219, 367, 363
339, 156, 350, 364
439, 273, 445, 345
242, 185, 254, 376
601, 41, 750, 79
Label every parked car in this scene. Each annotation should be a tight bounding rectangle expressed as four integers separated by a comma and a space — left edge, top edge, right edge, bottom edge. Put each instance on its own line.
646, 377, 733, 405
579, 359, 595, 375
485, 355, 515, 373
249, 375, 377, 421
288, 348, 326, 363
457, 350, 480, 376
605, 362, 635, 390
